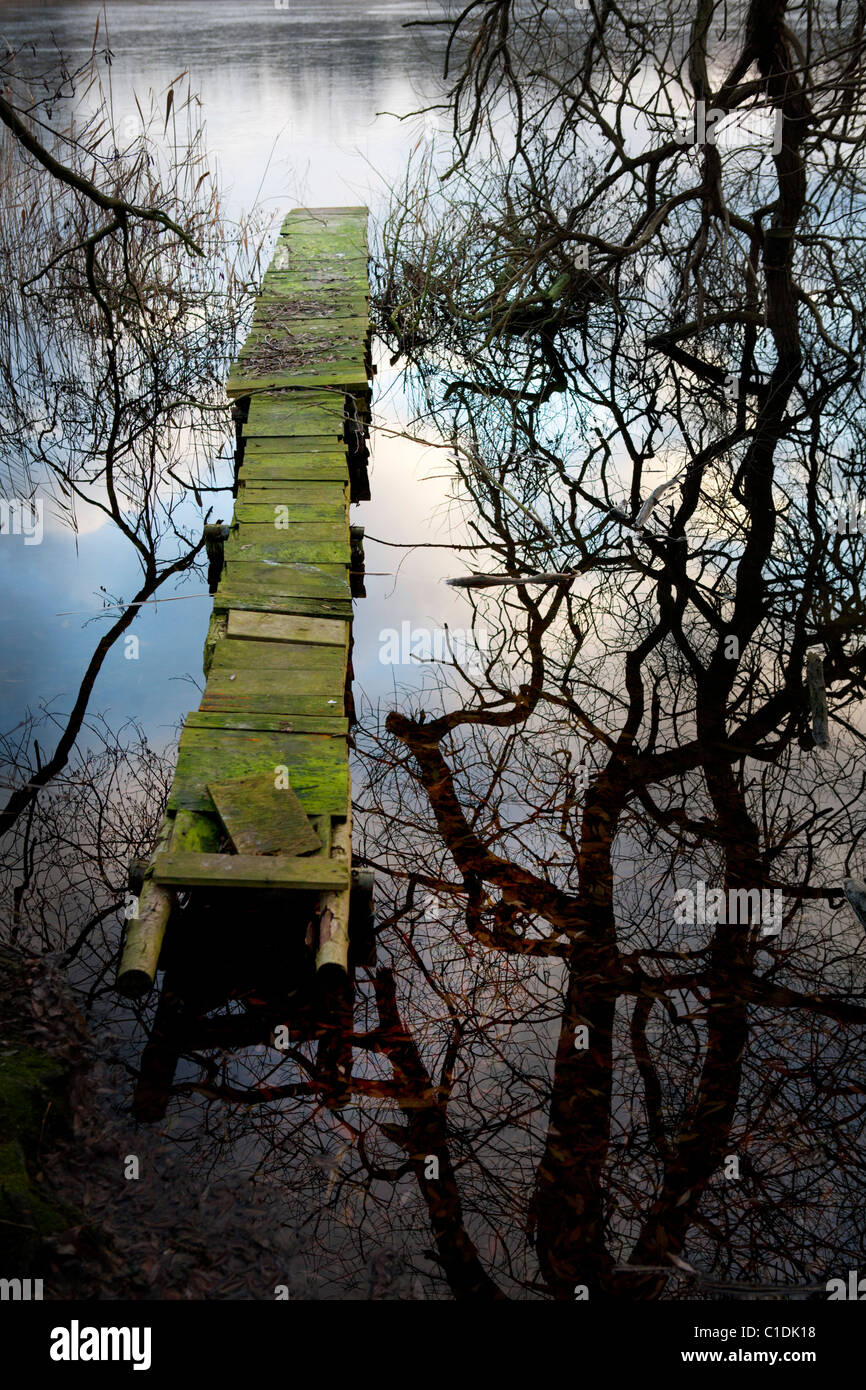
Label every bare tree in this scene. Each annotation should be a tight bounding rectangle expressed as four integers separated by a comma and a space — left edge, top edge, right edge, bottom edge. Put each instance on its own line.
0, 29, 268, 837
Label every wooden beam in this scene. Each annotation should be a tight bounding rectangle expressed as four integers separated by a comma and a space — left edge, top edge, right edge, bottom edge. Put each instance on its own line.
316, 779, 352, 974
152, 852, 349, 890
116, 815, 175, 997
226, 609, 348, 647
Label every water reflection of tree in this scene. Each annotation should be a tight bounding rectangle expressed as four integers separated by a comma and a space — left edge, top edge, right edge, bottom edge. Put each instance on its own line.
0, 33, 265, 838
355, 0, 866, 1298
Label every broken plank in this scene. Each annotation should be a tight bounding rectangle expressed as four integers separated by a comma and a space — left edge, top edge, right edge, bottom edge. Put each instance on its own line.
209, 773, 323, 857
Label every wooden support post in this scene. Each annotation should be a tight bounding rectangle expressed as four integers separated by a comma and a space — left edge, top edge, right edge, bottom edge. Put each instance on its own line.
231, 396, 250, 490
203, 610, 228, 678
132, 974, 189, 1122
350, 526, 366, 598
117, 816, 175, 997
344, 394, 371, 502
204, 523, 230, 594
349, 867, 377, 970
127, 858, 148, 896
316, 786, 352, 975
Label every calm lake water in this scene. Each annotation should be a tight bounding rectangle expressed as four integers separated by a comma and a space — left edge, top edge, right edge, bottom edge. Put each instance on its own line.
0, 0, 463, 751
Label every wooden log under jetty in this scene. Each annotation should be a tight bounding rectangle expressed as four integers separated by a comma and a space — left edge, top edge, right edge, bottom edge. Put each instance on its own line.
204, 523, 231, 593
116, 814, 175, 997
117, 811, 222, 996
350, 526, 366, 597
316, 785, 352, 974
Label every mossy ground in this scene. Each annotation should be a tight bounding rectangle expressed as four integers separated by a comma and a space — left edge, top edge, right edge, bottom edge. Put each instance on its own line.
0, 951, 79, 1270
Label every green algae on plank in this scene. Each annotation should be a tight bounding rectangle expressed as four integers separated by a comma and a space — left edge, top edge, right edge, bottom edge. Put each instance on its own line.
233, 498, 348, 520
225, 535, 351, 566
239, 463, 350, 484
213, 590, 353, 619
168, 728, 348, 815
185, 711, 349, 734
209, 773, 322, 857
226, 610, 349, 646
237, 486, 348, 514
228, 361, 368, 394
153, 851, 348, 891
204, 661, 343, 698
210, 637, 347, 673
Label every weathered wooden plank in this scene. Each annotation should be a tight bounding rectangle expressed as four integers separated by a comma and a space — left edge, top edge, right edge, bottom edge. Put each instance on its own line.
226, 610, 349, 647
216, 560, 350, 600
168, 728, 348, 815
237, 337, 365, 369
185, 710, 349, 734
227, 534, 349, 565
209, 773, 323, 857
282, 205, 368, 220
225, 534, 351, 565
270, 258, 368, 281
233, 500, 348, 524
257, 274, 368, 298
241, 436, 347, 453
260, 266, 369, 285
213, 590, 353, 619
228, 362, 368, 395
201, 672, 345, 717
242, 424, 346, 446
153, 852, 349, 891
280, 220, 367, 240
243, 316, 369, 343
240, 447, 348, 465
268, 244, 368, 273
244, 397, 346, 430
211, 638, 346, 672
237, 482, 348, 507
231, 523, 348, 547
229, 524, 349, 551
239, 464, 349, 483
252, 291, 368, 317
246, 387, 346, 408
281, 213, 368, 238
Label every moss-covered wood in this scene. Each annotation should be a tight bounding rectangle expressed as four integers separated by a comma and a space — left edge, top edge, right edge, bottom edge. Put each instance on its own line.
168, 728, 348, 815
153, 851, 349, 890
118, 206, 367, 967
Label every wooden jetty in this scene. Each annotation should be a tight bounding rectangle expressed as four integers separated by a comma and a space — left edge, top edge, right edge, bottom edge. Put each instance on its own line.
116, 208, 374, 1117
